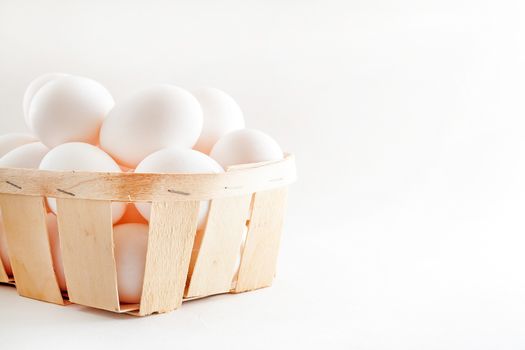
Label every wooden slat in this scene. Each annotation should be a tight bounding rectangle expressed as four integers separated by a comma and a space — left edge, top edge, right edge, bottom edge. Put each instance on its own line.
56, 198, 120, 312
0, 217, 9, 283
139, 200, 199, 316
0, 154, 296, 201
185, 195, 252, 298
0, 262, 8, 282
234, 188, 288, 293
0, 194, 63, 304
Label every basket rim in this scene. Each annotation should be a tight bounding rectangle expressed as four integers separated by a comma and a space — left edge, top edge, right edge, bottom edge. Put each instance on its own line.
0, 153, 296, 201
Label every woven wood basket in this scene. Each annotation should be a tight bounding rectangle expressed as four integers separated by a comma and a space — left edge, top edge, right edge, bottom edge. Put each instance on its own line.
0, 153, 296, 316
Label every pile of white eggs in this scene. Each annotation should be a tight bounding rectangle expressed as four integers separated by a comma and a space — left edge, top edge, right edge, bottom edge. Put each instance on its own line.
0, 73, 284, 303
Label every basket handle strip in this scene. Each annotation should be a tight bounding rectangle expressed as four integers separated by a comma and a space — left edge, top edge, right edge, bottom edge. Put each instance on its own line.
234, 188, 288, 293
0, 194, 63, 304
56, 198, 120, 311
139, 200, 199, 316
0, 154, 296, 201
185, 194, 252, 298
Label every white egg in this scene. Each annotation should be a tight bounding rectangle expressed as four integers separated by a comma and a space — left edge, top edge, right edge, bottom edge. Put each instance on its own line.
0, 133, 37, 158
0, 218, 12, 276
116, 203, 148, 225
100, 84, 203, 168
39, 142, 125, 223
0, 142, 49, 169
210, 129, 283, 168
29, 75, 114, 148
113, 223, 149, 304
46, 213, 66, 291
192, 87, 245, 154
134, 147, 223, 230
23, 73, 69, 130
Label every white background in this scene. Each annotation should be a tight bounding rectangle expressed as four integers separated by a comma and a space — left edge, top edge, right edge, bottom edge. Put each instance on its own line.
2, 0, 525, 349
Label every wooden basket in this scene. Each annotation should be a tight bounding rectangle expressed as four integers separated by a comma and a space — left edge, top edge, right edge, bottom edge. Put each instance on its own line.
0, 153, 296, 316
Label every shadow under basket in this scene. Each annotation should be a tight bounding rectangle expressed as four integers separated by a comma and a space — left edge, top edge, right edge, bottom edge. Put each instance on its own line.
0, 154, 296, 316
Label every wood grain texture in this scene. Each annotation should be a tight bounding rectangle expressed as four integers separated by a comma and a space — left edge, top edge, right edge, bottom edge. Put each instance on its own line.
0, 217, 9, 283
0, 154, 296, 201
0, 263, 8, 283
234, 188, 288, 293
56, 198, 120, 312
185, 195, 252, 298
0, 194, 63, 304
139, 201, 199, 316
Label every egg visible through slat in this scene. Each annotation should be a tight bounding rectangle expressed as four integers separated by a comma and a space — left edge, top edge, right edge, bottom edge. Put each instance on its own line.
113, 223, 149, 304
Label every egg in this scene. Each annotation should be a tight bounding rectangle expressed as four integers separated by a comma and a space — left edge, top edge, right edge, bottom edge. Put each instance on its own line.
116, 203, 148, 225
210, 129, 283, 168
100, 84, 203, 168
113, 223, 149, 304
46, 213, 66, 291
39, 142, 125, 223
29, 75, 114, 148
134, 147, 223, 230
192, 87, 245, 154
0, 142, 49, 169
0, 133, 37, 157
0, 218, 12, 276
23, 72, 69, 130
